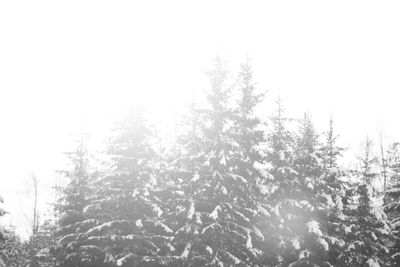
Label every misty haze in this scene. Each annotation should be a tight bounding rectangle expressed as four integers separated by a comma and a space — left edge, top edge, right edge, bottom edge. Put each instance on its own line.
1, 1, 400, 267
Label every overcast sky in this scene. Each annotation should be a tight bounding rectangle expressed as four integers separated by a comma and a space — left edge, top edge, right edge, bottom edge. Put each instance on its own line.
1, 1, 400, 237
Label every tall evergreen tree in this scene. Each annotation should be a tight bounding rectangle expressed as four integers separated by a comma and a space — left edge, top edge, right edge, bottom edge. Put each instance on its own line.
231, 58, 265, 168
55, 133, 95, 266
321, 117, 344, 171
293, 112, 321, 178
161, 57, 269, 266
82, 107, 173, 266
0, 226, 27, 267
39, 58, 400, 266
319, 168, 353, 266
384, 142, 400, 265
264, 105, 342, 266
337, 138, 390, 266
230, 59, 272, 264
172, 97, 205, 175
360, 136, 378, 184
266, 97, 294, 170
316, 119, 352, 266
262, 98, 311, 266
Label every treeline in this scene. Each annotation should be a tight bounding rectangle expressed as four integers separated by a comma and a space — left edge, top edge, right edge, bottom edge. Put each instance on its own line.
1, 57, 400, 266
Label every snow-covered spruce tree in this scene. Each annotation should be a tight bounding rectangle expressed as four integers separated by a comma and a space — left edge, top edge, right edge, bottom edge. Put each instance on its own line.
265, 97, 294, 172
262, 97, 299, 265
316, 118, 354, 266
290, 113, 342, 266
264, 105, 343, 266
159, 57, 269, 266
55, 134, 96, 266
293, 112, 322, 178
82, 107, 173, 266
337, 138, 390, 266
260, 99, 325, 266
0, 226, 28, 267
320, 117, 344, 172
383, 142, 400, 265
230, 59, 272, 264
293, 115, 360, 267
231, 59, 265, 169
359, 137, 379, 185
170, 97, 205, 176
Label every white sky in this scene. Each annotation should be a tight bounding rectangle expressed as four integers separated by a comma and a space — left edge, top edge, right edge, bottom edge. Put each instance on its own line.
1, 1, 400, 237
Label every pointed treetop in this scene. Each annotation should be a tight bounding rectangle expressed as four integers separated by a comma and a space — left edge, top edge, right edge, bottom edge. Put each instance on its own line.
360, 136, 378, 183
321, 115, 344, 170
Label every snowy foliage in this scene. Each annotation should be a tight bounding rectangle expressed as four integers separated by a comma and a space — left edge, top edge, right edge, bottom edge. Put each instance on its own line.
9, 59, 398, 266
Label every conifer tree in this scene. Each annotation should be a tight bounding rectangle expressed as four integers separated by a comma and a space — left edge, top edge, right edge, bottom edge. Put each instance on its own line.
231, 59, 265, 168
172, 97, 205, 175
337, 138, 390, 266
321, 117, 344, 171
384, 142, 400, 265
264, 104, 340, 266
319, 168, 353, 266
82, 107, 173, 266
263, 98, 296, 265
379, 134, 389, 192
261, 99, 323, 266
162, 57, 269, 266
230, 59, 271, 264
55, 133, 96, 266
293, 112, 322, 178
266, 97, 294, 170
360, 136, 378, 184
317, 119, 351, 266
293, 114, 349, 266
0, 226, 27, 266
